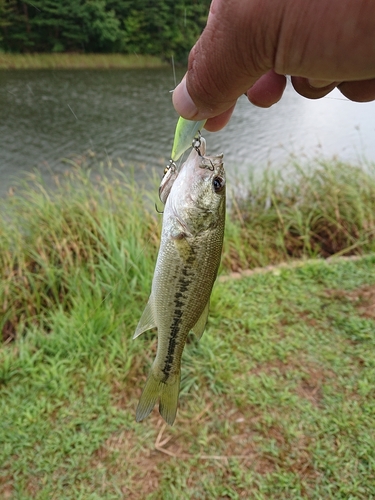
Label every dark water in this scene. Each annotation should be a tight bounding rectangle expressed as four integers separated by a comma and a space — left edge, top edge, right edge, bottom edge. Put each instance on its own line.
1, 68, 375, 196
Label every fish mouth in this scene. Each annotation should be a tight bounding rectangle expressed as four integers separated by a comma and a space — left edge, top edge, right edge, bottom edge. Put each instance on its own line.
198, 153, 224, 172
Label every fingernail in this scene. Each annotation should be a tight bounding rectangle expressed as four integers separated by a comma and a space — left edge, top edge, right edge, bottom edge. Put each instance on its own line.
172, 77, 198, 119
308, 79, 335, 89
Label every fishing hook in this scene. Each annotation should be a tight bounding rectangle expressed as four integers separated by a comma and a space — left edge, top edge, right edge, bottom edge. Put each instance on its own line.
199, 158, 215, 171
163, 159, 177, 177
193, 132, 215, 171
192, 131, 203, 157
207, 159, 215, 171
155, 202, 164, 214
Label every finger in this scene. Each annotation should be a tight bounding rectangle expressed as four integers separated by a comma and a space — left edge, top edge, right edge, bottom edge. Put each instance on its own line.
308, 79, 337, 88
172, 0, 276, 120
204, 104, 236, 132
246, 70, 287, 107
338, 78, 375, 102
291, 77, 337, 99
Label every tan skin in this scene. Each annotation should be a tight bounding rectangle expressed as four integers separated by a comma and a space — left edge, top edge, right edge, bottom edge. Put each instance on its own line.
172, 0, 375, 132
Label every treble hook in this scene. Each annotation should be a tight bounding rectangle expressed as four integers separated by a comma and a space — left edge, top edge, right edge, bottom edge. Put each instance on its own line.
192, 131, 203, 157
154, 202, 164, 214
207, 159, 215, 171
163, 159, 177, 177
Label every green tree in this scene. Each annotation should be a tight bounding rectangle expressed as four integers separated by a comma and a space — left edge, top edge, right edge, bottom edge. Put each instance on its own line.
28, 0, 122, 52
0, 1, 33, 52
0, 0, 210, 56
120, 0, 210, 60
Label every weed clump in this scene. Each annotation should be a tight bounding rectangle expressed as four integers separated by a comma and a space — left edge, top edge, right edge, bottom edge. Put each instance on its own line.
0, 53, 167, 70
0, 167, 159, 342
224, 159, 375, 270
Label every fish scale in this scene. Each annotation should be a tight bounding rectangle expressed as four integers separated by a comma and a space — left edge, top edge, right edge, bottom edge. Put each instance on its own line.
153, 229, 222, 379
134, 139, 225, 425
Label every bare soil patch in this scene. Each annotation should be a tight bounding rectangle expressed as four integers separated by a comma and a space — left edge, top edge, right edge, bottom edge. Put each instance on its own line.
325, 284, 375, 319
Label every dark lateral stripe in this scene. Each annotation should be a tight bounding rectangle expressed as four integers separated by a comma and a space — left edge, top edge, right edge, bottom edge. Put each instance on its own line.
161, 254, 196, 382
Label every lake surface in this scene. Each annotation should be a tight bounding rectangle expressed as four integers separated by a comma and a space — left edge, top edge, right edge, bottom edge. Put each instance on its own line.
1, 68, 375, 197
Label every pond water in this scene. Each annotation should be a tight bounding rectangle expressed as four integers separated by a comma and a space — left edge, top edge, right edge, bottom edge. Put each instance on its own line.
1, 68, 375, 197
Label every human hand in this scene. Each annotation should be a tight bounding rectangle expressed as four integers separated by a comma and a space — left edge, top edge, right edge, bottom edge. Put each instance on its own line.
172, 0, 375, 131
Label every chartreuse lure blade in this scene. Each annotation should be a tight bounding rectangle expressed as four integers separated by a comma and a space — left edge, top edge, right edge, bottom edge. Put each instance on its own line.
171, 117, 206, 162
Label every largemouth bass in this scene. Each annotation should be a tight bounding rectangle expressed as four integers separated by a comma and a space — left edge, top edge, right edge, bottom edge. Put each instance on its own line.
134, 139, 225, 425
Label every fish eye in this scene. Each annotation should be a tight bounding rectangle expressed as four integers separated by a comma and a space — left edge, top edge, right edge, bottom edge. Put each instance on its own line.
213, 176, 224, 193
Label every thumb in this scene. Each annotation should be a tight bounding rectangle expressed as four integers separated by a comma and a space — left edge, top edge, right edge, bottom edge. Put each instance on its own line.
172, 0, 276, 120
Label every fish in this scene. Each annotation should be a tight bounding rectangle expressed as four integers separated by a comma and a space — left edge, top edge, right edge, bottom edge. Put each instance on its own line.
134, 138, 225, 425
170, 117, 207, 162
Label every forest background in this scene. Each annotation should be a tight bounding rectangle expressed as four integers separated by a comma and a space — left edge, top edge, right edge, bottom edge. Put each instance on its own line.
0, 0, 210, 60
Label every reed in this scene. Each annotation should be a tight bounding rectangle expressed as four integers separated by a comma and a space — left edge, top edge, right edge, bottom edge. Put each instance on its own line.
0, 165, 159, 341
0, 53, 167, 70
224, 159, 375, 270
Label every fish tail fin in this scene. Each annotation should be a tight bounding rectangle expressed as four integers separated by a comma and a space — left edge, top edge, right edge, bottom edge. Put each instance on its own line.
136, 369, 181, 426
135, 371, 161, 423
159, 373, 180, 426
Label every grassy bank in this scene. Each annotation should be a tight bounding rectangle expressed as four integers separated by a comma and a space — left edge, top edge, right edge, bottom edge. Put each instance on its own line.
2, 159, 375, 340
225, 159, 375, 271
0, 53, 168, 70
1, 161, 375, 497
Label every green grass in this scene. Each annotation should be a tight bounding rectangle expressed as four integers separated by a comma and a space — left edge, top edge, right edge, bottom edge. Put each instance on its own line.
1, 166, 160, 339
1, 161, 375, 498
0, 53, 167, 69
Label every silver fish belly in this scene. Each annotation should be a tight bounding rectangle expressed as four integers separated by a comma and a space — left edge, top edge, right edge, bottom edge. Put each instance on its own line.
134, 139, 226, 425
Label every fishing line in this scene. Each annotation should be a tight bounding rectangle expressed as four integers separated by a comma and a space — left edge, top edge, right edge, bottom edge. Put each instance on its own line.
171, 55, 177, 89
323, 96, 350, 102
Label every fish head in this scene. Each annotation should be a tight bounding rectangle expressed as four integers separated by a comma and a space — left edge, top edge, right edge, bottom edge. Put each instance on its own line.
190, 148, 226, 216
167, 138, 226, 234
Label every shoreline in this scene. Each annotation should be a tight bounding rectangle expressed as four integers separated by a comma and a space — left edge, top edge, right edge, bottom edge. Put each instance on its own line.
0, 53, 169, 70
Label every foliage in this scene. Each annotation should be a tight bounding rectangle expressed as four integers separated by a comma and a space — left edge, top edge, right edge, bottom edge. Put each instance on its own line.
0, 52, 167, 68
0, 165, 159, 340
224, 159, 375, 271
0, 0, 211, 59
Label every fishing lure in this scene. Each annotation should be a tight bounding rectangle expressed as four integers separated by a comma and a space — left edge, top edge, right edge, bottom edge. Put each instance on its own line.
170, 117, 207, 162
159, 117, 207, 204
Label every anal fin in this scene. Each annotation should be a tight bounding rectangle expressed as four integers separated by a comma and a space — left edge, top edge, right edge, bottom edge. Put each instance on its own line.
133, 297, 156, 339
191, 301, 209, 340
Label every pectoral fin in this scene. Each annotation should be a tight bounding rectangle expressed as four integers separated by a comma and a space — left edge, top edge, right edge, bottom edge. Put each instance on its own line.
133, 297, 157, 339
191, 301, 209, 340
